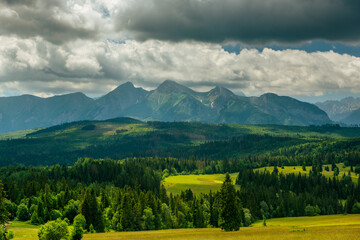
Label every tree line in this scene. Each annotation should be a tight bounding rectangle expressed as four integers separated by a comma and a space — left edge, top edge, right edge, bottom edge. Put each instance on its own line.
0, 157, 359, 239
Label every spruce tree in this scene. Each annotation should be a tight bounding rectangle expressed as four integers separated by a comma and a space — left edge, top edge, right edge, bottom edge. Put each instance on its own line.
219, 173, 241, 231
0, 182, 9, 225
79, 188, 105, 233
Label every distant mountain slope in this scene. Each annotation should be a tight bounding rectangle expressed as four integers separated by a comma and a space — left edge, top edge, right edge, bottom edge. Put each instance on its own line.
0, 93, 94, 133
342, 108, 360, 125
87, 82, 149, 120
252, 93, 331, 126
0, 81, 331, 133
316, 97, 360, 122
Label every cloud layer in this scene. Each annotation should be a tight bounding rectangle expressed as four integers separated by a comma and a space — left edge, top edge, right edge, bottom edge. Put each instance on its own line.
1, 36, 360, 98
116, 0, 360, 44
0, 0, 105, 44
2, 0, 360, 45
0, 0, 360, 100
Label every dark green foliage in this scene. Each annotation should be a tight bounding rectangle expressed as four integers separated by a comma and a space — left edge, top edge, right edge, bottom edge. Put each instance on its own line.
219, 173, 241, 231
4, 201, 16, 220
305, 205, 321, 216
63, 200, 80, 223
38, 218, 68, 240
30, 211, 43, 225
142, 207, 155, 230
79, 188, 105, 233
81, 124, 96, 131
70, 214, 85, 240
16, 203, 29, 221
352, 202, 360, 214
0, 182, 8, 225
2, 117, 360, 167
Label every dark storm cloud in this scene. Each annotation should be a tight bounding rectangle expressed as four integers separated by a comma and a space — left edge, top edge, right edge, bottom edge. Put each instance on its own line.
0, 0, 98, 45
115, 0, 360, 44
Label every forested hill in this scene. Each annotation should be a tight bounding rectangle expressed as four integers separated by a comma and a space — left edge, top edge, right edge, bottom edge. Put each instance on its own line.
0, 118, 360, 167
0, 80, 331, 133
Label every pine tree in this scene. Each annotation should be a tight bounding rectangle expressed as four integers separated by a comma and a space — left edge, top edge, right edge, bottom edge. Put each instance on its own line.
218, 173, 241, 231
79, 188, 105, 233
0, 182, 9, 225
120, 193, 134, 231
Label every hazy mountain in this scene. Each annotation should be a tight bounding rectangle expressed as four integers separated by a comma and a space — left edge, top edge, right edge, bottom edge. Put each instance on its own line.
316, 97, 360, 123
87, 82, 149, 120
251, 93, 331, 126
0, 92, 94, 133
342, 108, 360, 125
0, 81, 331, 133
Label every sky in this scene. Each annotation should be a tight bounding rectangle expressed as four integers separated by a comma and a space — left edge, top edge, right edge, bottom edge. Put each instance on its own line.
1, 0, 360, 102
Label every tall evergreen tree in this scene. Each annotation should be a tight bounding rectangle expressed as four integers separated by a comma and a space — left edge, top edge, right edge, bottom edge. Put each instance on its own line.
0, 182, 9, 225
219, 173, 241, 231
79, 188, 105, 233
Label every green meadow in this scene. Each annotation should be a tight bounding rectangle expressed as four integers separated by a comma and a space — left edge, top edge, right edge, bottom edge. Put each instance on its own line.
8, 214, 360, 240
163, 163, 359, 195
256, 163, 359, 183
163, 172, 239, 195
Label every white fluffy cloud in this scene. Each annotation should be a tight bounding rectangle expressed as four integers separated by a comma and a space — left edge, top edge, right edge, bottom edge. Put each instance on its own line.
1, 36, 360, 98
0, 0, 360, 100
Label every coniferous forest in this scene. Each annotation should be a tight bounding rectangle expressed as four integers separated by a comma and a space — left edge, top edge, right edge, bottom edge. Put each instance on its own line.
0, 121, 360, 239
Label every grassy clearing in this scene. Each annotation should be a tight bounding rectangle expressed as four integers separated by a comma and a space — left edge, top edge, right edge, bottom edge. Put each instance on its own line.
251, 214, 360, 227
229, 124, 360, 139
7, 221, 39, 240
256, 163, 359, 183
0, 129, 40, 140
163, 173, 239, 195
163, 163, 359, 196
8, 215, 360, 240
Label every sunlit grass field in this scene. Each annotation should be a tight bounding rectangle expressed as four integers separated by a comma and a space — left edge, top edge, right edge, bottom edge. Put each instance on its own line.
163, 163, 359, 196
163, 172, 239, 195
8, 214, 360, 240
256, 163, 359, 183
0, 129, 40, 140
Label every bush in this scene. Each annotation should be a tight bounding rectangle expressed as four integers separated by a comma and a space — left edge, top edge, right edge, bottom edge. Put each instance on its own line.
30, 212, 43, 225
7, 230, 14, 239
352, 202, 360, 214
16, 204, 30, 221
38, 218, 69, 240
89, 224, 95, 234
243, 208, 252, 227
0, 225, 14, 240
49, 210, 62, 221
70, 214, 86, 240
73, 214, 86, 230
63, 200, 80, 223
305, 205, 320, 216
142, 207, 155, 230
5, 201, 17, 220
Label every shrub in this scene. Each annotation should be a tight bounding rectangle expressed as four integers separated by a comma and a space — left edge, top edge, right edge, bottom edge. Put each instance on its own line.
16, 204, 30, 221
38, 218, 69, 240
305, 205, 320, 216
70, 214, 86, 240
352, 202, 360, 214
49, 210, 62, 221
63, 200, 80, 223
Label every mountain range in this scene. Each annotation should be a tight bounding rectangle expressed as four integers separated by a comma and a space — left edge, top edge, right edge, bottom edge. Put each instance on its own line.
0, 80, 331, 133
316, 97, 360, 125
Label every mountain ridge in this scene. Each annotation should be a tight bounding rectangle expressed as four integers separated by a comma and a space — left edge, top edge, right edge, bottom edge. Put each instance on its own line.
0, 81, 332, 133
316, 97, 360, 124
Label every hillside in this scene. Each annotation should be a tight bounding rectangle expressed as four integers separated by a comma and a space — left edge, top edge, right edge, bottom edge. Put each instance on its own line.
0, 81, 331, 133
316, 97, 360, 123
0, 118, 360, 167
342, 108, 360, 125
